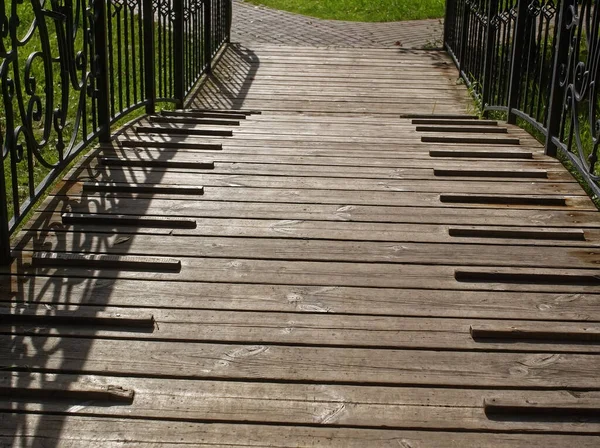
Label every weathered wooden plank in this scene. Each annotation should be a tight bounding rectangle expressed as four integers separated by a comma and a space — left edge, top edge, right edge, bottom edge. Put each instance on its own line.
53, 182, 596, 210
7, 415, 599, 448
448, 227, 586, 241
82, 182, 204, 196
100, 157, 215, 170
0, 377, 134, 403
25, 214, 600, 248
3, 278, 599, 321
106, 145, 563, 166
192, 100, 466, 114
471, 323, 600, 342
118, 134, 537, 151
4, 309, 599, 352
484, 397, 600, 418
61, 213, 197, 229
68, 169, 585, 196
32, 252, 181, 272
7, 253, 600, 293
15, 231, 600, 270
423, 136, 521, 145
160, 109, 248, 120
149, 115, 241, 126
185, 107, 261, 115
134, 126, 233, 137
0, 308, 154, 329
431, 149, 533, 158
440, 194, 569, 207
413, 119, 499, 125
434, 168, 548, 178
89, 157, 575, 182
3, 336, 599, 388
415, 126, 508, 133
117, 140, 222, 150
40, 195, 600, 227
4, 372, 600, 432
455, 269, 600, 286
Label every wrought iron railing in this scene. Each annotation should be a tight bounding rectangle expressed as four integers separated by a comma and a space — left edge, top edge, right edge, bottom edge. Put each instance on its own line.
0, 0, 231, 263
445, 0, 600, 199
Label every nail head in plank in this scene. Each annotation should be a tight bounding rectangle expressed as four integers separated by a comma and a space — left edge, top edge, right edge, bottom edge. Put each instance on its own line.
471, 324, 600, 342
449, 227, 585, 241
0, 308, 155, 329
429, 149, 533, 159
82, 182, 204, 196
149, 115, 240, 126
118, 140, 223, 150
100, 157, 215, 170
483, 398, 600, 418
434, 168, 547, 178
440, 194, 567, 206
62, 213, 198, 229
416, 126, 507, 134
455, 270, 600, 285
135, 126, 233, 137
422, 136, 520, 145
412, 119, 499, 126
32, 252, 182, 272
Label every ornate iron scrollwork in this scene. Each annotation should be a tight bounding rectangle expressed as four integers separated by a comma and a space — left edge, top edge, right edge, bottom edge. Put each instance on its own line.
560, 0, 600, 179
0, 0, 231, 262
0, 0, 98, 220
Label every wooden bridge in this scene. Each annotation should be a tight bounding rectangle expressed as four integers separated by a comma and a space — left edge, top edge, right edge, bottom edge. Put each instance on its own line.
4, 44, 600, 446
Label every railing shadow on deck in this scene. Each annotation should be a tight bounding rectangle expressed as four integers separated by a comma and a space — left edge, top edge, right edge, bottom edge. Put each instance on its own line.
0, 2, 249, 446
4, 152, 161, 445
191, 43, 261, 110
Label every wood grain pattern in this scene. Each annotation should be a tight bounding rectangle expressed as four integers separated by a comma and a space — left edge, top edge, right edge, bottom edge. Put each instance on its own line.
4, 44, 600, 447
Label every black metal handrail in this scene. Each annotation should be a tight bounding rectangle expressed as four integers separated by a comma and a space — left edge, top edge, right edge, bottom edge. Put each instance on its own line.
445, 0, 600, 199
0, 0, 231, 264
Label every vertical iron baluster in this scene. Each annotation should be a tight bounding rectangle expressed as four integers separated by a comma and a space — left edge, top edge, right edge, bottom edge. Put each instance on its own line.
107, 0, 116, 117
0, 159, 9, 264
227, 0, 232, 42
507, 0, 529, 123
157, 0, 163, 97
130, 1, 137, 104
174, 0, 185, 106
123, 3, 130, 108
94, 0, 111, 141
116, 5, 123, 112
546, 0, 574, 156
204, 0, 212, 72
483, 0, 499, 110
143, 0, 155, 113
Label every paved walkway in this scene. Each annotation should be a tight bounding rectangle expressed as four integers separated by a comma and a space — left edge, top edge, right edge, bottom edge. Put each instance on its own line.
231, 0, 444, 49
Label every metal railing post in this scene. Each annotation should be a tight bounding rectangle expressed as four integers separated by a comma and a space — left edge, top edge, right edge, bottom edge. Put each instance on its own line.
94, 0, 111, 141
545, 0, 572, 157
0, 139, 11, 265
458, 1, 470, 73
142, 0, 156, 114
506, 0, 528, 124
482, 0, 499, 113
226, 0, 232, 43
174, 0, 185, 107
204, 0, 212, 73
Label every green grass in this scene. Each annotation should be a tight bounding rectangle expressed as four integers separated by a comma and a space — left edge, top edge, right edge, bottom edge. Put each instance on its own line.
243, 0, 445, 22
0, 2, 175, 226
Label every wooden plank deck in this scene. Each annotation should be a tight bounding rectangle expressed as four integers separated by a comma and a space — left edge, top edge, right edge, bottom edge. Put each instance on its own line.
3, 45, 600, 447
